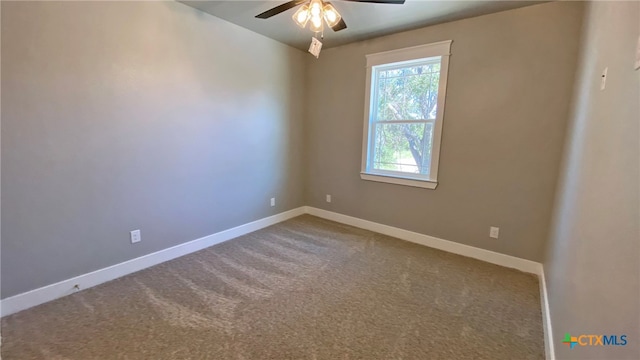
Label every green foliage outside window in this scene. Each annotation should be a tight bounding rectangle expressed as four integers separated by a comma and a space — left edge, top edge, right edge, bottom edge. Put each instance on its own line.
372, 61, 440, 175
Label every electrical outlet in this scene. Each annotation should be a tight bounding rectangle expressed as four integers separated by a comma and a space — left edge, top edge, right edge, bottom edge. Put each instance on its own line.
130, 229, 141, 244
489, 227, 500, 239
326, 194, 332, 203
600, 67, 608, 90
270, 198, 275, 207
635, 35, 640, 70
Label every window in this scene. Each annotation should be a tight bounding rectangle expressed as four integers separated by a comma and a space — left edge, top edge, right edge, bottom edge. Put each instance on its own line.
361, 41, 452, 189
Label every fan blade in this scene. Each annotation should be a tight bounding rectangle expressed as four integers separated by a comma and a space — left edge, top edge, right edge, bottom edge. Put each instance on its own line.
331, 18, 347, 31
255, 0, 308, 19
341, 0, 405, 4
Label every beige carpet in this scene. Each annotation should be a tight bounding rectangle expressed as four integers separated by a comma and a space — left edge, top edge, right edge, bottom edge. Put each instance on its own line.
1, 215, 544, 359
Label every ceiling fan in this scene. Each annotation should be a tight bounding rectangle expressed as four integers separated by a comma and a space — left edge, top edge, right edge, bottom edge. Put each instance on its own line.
255, 0, 406, 33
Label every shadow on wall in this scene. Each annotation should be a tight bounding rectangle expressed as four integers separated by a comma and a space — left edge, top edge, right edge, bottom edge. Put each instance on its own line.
167, 1, 307, 218
544, 1, 640, 359
0, 1, 306, 298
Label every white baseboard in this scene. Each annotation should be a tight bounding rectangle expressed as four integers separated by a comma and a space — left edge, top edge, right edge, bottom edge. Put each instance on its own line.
306, 206, 553, 355
2, 205, 552, 358
305, 206, 542, 275
0, 207, 306, 317
539, 267, 555, 360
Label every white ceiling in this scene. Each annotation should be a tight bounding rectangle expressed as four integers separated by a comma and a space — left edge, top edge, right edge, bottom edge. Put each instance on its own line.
179, 1, 544, 50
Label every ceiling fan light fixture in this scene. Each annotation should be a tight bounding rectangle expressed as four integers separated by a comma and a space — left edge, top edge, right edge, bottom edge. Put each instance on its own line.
292, 4, 310, 28
322, 3, 341, 28
309, 0, 323, 17
309, 14, 324, 32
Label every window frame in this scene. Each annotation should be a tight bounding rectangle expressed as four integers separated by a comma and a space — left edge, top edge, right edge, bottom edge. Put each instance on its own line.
360, 40, 452, 189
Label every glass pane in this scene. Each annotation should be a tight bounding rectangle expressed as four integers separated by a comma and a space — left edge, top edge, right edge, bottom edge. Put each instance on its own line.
374, 61, 440, 121
372, 122, 434, 175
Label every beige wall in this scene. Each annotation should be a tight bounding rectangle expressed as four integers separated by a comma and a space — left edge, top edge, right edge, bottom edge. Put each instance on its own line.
305, 1, 584, 261
1, 1, 307, 298
544, 1, 640, 358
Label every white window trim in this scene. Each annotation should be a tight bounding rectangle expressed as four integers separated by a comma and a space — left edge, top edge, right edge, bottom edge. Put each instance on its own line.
360, 40, 452, 190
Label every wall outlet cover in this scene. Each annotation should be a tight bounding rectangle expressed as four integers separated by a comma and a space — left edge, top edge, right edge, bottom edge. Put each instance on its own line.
130, 230, 141, 244
600, 67, 608, 90
635, 35, 640, 70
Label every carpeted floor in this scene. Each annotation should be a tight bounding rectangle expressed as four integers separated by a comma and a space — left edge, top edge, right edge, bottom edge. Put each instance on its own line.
1, 215, 544, 359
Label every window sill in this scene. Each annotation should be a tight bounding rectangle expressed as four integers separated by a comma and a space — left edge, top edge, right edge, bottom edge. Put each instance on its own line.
360, 172, 438, 189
